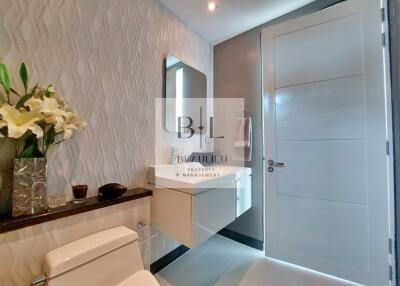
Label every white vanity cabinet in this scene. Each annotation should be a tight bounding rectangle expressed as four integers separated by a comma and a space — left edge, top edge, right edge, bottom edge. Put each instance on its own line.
148, 164, 252, 248
235, 173, 252, 217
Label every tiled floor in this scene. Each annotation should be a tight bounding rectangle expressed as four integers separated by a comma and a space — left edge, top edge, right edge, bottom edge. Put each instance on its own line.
155, 235, 359, 286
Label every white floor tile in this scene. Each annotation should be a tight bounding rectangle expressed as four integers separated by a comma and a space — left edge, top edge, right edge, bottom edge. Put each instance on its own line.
156, 235, 243, 286
215, 244, 264, 286
155, 235, 359, 286
239, 258, 359, 286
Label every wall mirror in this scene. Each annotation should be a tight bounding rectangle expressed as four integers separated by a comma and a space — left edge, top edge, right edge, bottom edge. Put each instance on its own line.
165, 55, 207, 133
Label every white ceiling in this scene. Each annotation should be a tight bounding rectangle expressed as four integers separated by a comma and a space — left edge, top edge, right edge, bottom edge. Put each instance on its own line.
158, 0, 316, 44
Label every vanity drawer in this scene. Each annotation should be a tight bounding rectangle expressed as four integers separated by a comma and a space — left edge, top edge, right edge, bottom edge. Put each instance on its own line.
150, 183, 236, 248
192, 184, 236, 245
151, 187, 192, 247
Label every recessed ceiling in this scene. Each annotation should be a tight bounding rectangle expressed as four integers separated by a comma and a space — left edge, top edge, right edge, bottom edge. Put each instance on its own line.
158, 0, 316, 44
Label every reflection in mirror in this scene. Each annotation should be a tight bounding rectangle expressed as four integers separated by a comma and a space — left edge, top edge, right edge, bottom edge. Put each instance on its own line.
165, 55, 207, 133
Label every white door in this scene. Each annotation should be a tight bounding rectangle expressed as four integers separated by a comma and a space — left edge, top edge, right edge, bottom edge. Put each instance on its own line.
262, 0, 392, 285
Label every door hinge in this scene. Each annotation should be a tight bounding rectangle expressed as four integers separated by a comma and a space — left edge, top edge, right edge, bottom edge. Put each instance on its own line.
382, 33, 386, 47
389, 238, 393, 254
389, 264, 393, 281
386, 141, 390, 155
381, 7, 385, 22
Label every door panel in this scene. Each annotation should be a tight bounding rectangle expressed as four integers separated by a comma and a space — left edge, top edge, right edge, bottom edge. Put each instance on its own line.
275, 13, 363, 88
278, 196, 368, 270
277, 140, 367, 204
276, 76, 365, 140
263, 0, 391, 285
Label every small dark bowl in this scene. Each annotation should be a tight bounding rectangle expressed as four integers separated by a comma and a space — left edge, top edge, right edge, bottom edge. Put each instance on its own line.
98, 183, 127, 199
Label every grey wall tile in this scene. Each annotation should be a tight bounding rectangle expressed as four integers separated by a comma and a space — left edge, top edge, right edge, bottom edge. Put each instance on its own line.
214, 23, 263, 243
214, 28, 261, 86
215, 78, 262, 131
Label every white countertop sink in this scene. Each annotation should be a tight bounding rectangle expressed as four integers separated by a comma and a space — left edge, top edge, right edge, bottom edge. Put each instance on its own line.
147, 163, 252, 195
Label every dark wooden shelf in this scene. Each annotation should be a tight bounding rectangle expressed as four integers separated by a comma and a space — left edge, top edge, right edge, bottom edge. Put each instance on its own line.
0, 188, 152, 234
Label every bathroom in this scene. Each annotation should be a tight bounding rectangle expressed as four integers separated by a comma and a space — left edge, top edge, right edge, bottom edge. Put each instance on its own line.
0, 0, 398, 285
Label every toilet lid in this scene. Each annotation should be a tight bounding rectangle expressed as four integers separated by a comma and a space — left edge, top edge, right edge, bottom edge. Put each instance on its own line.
117, 270, 160, 286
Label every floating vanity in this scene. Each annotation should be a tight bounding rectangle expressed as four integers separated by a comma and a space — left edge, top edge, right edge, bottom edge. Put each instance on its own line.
148, 163, 252, 248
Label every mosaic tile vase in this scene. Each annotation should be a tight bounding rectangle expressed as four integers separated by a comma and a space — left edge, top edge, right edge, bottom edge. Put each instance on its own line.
12, 158, 48, 217
0, 138, 16, 217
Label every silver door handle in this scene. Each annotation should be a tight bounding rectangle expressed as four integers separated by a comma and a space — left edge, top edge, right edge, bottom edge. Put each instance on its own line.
268, 160, 285, 168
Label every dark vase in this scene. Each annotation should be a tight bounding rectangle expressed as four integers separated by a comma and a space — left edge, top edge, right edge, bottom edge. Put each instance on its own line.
0, 138, 16, 217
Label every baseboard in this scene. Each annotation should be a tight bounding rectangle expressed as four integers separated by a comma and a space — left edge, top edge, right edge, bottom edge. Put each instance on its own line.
218, 228, 264, 251
150, 244, 190, 274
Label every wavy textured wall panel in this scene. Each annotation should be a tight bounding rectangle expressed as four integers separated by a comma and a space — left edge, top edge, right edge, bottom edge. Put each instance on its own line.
0, 0, 212, 284
0, 0, 212, 200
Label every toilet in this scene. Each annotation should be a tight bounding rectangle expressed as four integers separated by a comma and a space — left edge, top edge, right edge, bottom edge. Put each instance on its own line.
43, 226, 160, 286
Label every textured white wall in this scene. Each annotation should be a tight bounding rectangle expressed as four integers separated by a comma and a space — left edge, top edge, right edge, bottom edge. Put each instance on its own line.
0, 0, 213, 200
0, 0, 212, 284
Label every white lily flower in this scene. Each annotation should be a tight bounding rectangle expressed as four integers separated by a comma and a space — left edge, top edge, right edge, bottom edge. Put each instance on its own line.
26, 97, 73, 132
51, 90, 68, 107
63, 114, 87, 139
0, 62, 87, 157
25, 96, 86, 139
26, 97, 71, 118
49, 116, 65, 133
63, 124, 77, 140
0, 104, 43, 138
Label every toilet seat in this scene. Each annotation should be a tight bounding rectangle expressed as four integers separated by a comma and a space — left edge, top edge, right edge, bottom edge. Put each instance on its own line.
117, 270, 160, 286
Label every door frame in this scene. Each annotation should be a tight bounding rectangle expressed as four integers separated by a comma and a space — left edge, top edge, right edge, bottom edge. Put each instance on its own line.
382, 1, 397, 285
261, 0, 396, 284
388, 0, 400, 284
381, 0, 400, 285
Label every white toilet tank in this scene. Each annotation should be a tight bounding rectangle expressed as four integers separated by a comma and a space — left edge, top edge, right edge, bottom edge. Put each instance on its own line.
44, 226, 145, 286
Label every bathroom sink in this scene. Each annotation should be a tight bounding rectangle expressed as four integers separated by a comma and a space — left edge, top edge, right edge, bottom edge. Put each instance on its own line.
147, 163, 251, 195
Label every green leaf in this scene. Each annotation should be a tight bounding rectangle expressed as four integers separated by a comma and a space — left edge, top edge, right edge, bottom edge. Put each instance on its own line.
15, 137, 27, 155
43, 126, 56, 157
18, 144, 35, 158
17, 134, 43, 158
19, 63, 29, 91
0, 63, 11, 94
44, 126, 56, 146
45, 85, 55, 97
15, 93, 33, 109
30, 83, 38, 95
16, 83, 38, 109
10, 88, 20, 97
